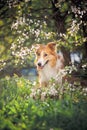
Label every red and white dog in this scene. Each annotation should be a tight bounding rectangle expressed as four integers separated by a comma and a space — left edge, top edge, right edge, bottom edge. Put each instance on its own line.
35, 42, 64, 87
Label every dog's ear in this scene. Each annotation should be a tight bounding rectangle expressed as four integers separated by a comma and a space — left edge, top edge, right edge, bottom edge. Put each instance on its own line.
31, 44, 41, 53
34, 44, 41, 49
47, 42, 56, 51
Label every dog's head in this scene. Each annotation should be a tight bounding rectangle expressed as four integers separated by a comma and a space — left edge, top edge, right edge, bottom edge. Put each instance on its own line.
35, 42, 58, 70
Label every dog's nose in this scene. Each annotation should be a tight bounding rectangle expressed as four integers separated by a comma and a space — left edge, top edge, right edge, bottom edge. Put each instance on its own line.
38, 62, 42, 67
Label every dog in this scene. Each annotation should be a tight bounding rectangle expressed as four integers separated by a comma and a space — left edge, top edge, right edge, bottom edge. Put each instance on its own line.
35, 42, 64, 87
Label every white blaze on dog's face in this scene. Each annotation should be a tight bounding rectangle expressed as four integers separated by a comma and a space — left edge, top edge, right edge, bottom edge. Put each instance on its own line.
35, 42, 57, 70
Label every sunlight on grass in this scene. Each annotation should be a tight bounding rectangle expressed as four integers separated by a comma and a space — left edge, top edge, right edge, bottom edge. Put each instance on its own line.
0, 76, 87, 130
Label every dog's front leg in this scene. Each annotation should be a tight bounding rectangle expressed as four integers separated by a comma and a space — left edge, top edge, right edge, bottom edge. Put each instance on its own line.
40, 81, 48, 87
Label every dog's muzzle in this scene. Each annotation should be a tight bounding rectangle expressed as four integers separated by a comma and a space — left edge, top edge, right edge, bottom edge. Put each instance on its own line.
37, 60, 49, 69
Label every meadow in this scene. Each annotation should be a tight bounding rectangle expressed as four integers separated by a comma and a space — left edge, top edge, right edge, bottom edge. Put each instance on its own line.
0, 75, 87, 130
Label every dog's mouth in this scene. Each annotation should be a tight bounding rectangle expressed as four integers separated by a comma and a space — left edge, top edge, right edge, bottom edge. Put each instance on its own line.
38, 60, 49, 70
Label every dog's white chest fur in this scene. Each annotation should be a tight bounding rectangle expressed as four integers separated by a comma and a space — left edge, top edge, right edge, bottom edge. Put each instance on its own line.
40, 65, 57, 82
39, 59, 61, 84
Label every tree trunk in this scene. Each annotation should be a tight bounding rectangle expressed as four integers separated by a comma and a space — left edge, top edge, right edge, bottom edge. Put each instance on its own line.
51, 0, 66, 34
61, 46, 71, 66
51, 0, 70, 65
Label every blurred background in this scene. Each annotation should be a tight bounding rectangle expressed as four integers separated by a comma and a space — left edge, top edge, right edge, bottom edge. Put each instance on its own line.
0, 0, 87, 82
0, 1, 87, 130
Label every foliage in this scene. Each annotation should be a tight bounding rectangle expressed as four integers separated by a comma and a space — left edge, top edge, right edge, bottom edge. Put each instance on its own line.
0, 0, 87, 75
0, 1, 87, 129
0, 0, 54, 72
0, 76, 87, 130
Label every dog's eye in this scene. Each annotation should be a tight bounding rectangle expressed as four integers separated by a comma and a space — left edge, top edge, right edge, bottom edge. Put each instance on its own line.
37, 52, 40, 56
44, 53, 48, 57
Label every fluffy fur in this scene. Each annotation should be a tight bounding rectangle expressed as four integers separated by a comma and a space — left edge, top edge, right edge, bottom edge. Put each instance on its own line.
35, 42, 64, 87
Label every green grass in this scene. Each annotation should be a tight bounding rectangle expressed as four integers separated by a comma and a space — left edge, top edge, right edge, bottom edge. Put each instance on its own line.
0, 75, 87, 130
